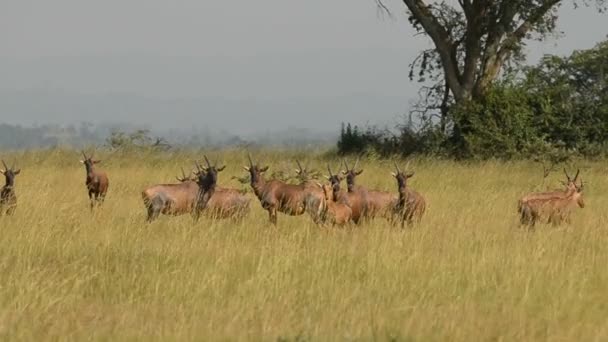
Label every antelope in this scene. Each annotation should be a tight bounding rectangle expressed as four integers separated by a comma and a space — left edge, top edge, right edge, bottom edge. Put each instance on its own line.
343, 158, 398, 220
519, 176, 585, 227
141, 167, 199, 222
80, 151, 109, 210
392, 162, 426, 227
193, 156, 250, 221
340, 158, 369, 224
244, 153, 310, 225
518, 169, 580, 215
294, 160, 326, 224
317, 182, 352, 226
0, 160, 20, 215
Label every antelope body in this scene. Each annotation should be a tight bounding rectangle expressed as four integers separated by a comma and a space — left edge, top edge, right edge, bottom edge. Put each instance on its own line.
245, 154, 313, 225
193, 156, 250, 222
80, 151, 109, 210
142, 168, 199, 222
518, 169, 580, 214
143, 165, 250, 223
340, 159, 369, 224
392, 162, 426, 227
294, 161, 326, 224
319, 183, 352, 226
520, 185, 585, 227
0, 160, 20, 216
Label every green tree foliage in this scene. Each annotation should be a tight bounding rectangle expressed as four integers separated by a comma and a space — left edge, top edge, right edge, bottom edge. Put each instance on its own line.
374, 0, 606, 149
339, 38, 608, 159
454, 38, 608, 158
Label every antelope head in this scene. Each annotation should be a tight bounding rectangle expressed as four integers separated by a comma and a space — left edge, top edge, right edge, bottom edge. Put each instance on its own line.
79, 151, 101, 173
341, 157, 363, 191
194, 155, 225, 210
294, 160, 312, 182
392, 161, 415, 193
561, 168, 580, 193
243, 153, 269, 185
0, 160, 20, 187
326, 164, 343, 194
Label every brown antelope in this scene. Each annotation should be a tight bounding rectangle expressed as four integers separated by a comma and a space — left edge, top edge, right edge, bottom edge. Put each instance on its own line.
80, 151, 109, 210
520, 176, 585, 227
193, 156, 250, 221
0, 160, 20, 215
343, 158, 398, 220
518, 169, 580, 215
317, 182, 352, 226
340, 158, 369, 224
141, 167, 199, 222
294, 160, 326, 224
142, 164, 250, 223
244, 153, 311, 225
392, 162, 426, 227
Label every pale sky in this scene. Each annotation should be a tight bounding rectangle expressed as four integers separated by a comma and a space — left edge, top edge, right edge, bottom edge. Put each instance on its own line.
0, 0, 606, 134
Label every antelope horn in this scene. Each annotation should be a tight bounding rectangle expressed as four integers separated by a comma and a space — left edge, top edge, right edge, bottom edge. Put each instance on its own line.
1, 160, 8, 171
247, 153, 254, 167
296, 160, 303, 172
404, 160, 411, 172
563, 168, 571, 181
194, 161, 203, 172
393, 161, 401, 173
327, 164, 333, 177
353, 157, 360, 171
82, 150, 88, 160
204, 155, 212, 168
343, 158, 350, 171
181, 167, 187, 179
573, 169, 580, 182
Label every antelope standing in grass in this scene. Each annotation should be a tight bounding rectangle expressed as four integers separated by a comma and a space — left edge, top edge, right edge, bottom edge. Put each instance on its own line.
343, 158, 398, 220
517, 169, 580, 214
294, 160, 326, 224
141, 167, 199, 222
340, 158, 369, 224
519, 176, 585, 227
317, 180, 352, 226
80, 151, 109, 210
0, 160, 20, 215
244, 153, 312, 225
193, 157, 250, 221
392, 162, 426, 227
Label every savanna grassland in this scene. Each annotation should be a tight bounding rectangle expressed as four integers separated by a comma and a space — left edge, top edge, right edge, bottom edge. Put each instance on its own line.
1, 148, 608, 341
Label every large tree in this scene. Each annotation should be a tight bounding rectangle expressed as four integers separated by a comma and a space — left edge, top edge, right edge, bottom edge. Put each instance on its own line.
376, 0, 606, 104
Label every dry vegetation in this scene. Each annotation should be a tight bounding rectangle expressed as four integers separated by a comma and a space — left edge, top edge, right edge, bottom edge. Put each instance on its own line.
1, 148, 607, 341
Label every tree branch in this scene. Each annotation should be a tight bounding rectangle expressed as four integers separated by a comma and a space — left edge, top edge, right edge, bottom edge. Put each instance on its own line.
402, 0, 465, 100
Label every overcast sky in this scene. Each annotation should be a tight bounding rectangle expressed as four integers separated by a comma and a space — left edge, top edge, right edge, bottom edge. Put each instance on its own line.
1, 0, 606, 134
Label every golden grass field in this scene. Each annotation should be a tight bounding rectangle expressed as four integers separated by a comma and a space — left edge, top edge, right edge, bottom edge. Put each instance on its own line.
0, 148, 607, 341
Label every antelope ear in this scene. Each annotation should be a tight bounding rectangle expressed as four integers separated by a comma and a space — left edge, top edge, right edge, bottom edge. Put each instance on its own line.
315, 182, 323, 188
325, 175, 331, 180
260, 166, 269, 172
217, 165, 226, 172
79, 160, 85, 164
294, 169, 301, 173
243, 166, 250, 171
406, 172, 415, 178
93, 160, 101, 164
355, 170, 364, 175
13, 169, 20, 175
0, 169, 4, 175
340, 170, 347, 175
391, 172, 397, 177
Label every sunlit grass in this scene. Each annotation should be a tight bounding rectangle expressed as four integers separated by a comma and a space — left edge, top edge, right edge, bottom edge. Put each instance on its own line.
0, 148, 606, 340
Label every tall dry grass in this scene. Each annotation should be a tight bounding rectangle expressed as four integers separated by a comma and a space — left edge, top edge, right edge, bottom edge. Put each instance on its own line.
0, 148, 607, 341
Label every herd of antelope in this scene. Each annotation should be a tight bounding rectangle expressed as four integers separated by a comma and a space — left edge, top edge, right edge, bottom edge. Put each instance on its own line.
0, 152, 586, 228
